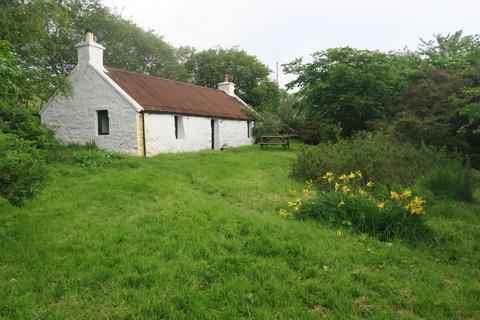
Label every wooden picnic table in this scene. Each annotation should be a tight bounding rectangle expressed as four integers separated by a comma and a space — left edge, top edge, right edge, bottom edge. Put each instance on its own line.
258, 135, 295, 148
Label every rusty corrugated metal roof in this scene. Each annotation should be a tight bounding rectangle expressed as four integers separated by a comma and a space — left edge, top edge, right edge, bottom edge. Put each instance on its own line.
105, 68, 251, 120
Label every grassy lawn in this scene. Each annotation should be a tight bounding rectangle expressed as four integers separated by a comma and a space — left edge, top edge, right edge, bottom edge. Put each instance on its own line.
1, 144, 479, 319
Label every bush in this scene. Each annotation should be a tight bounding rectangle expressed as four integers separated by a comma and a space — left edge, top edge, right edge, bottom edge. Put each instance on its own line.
298, 120, 342, 145
0, 133, 48, 205
418, 162, 473, 202
291, 132, 458, 186
0, 101, 58, 150
280, 172, 430, 241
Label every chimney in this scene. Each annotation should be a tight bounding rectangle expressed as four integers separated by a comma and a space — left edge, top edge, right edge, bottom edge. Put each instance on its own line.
217, 74, 235, 96
75, 29, 105, 70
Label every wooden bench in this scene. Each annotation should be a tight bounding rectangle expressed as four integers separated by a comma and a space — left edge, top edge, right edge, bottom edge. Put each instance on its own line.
258, 135, 292, 148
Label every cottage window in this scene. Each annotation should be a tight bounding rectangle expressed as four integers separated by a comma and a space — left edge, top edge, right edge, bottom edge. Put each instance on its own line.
174, 115, 185, 139
247, 121, 251, 138
97, 110, 109, 135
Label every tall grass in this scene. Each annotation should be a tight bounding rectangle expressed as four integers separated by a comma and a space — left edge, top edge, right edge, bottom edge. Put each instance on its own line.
418, 162, 473, 202
291, 132, 468, 187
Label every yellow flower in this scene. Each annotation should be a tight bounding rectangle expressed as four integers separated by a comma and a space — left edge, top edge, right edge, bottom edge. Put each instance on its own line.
322, 172, 334, 183
405, 196, 425, 215
413, 196, 425, 205
378, 202, 385, 210
358, 189, 368, 196
390, 191, 400, 201
335, 182, 341, 191
342, 185, 350, 194
302, 188, 315, 199
366, 181, 374, 188
410, 206, 423, 215
401, 189, 412, 199
339, 174, 348, 181
336, 229, 345, 237
279, 208, 292, 219
355, 170, 362, 178
348, 172, 356, 179
337, 200, 345, 208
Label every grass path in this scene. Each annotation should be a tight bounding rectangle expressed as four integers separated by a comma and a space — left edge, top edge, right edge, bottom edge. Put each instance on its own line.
1, 145, 479, 319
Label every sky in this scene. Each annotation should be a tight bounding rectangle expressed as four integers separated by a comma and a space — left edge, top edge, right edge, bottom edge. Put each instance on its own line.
102, 0, 479, 88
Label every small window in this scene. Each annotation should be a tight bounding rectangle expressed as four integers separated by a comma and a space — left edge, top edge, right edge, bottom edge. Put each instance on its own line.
247, 121, 251, 138
174, 115, 185, 139
97, 110, 109, 135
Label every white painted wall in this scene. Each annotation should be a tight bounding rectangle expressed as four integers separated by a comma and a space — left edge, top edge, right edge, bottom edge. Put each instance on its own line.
144, 113, 253, 156
40, 65, 140, 155
219, 119, 254, 148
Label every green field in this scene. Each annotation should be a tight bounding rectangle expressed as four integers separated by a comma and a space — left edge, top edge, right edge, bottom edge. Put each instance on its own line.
1, 144, 479, 319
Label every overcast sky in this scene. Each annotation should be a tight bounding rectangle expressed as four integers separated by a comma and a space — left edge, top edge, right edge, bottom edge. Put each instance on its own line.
102, 0, 479, 88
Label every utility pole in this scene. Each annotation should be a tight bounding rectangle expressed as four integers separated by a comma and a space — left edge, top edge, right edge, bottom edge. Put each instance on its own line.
276, 61, 279, 85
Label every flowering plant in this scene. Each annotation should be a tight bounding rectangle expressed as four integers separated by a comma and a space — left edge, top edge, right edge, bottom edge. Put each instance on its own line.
280, 170, 429, 241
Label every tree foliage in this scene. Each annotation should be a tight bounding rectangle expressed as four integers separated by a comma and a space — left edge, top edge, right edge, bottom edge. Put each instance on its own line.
284, 47, 413, 136
285, 31, 480, 166
184, 47, 272, 105
419, 31, 480, 69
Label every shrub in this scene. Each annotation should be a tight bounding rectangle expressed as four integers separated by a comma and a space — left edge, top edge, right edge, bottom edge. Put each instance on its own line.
418, 162, 473, 202
291, 132, 457, 186
70, 144, 122, 167
0, 101, 58, 150
0, 133, 48, 206
280, 171, 430, 241
298, 120, 342, 145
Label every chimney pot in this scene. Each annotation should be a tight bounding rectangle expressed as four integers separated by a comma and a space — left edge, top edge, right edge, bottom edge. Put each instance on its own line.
84, 30, 94, 43
224, 74, 229, 82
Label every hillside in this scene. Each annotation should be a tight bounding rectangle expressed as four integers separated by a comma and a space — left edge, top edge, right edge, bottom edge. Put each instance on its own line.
0, 145, 479, 319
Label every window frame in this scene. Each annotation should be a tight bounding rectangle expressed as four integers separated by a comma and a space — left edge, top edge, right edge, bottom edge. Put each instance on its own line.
97, 110, 109, 136
174, 115, 185, 139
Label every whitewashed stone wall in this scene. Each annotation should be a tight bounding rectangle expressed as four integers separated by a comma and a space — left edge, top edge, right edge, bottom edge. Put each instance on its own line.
144, 113, 253, 156
40, 65, 140, 155
219, 119, 253, 148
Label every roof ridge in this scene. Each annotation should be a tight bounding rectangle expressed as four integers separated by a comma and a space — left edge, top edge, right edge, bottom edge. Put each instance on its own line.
105, 67, 226, 94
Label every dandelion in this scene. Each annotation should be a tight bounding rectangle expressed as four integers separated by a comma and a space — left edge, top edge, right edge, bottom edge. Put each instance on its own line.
342, 185, 350, 194
337, 200, 345, 208
377, 202, 385, 210
366, 181, 374, 188
348, 172, 356, 179
339, 174, 348, 181
390, 191, 400, 201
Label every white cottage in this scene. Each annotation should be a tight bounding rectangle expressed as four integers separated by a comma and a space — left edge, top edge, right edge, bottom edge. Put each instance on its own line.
41, 31, 254, 156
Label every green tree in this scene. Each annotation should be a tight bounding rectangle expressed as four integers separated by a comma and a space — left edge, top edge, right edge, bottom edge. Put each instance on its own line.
0, 0, 73, 104
419, 31, 480, 69
0, 0, 189, 105
185, 47, 272, 105
284, 47, 412, 136
78, 4, 188, 81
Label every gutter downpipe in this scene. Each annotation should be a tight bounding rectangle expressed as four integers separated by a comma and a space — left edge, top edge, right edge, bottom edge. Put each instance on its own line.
141, 111, 147, 157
